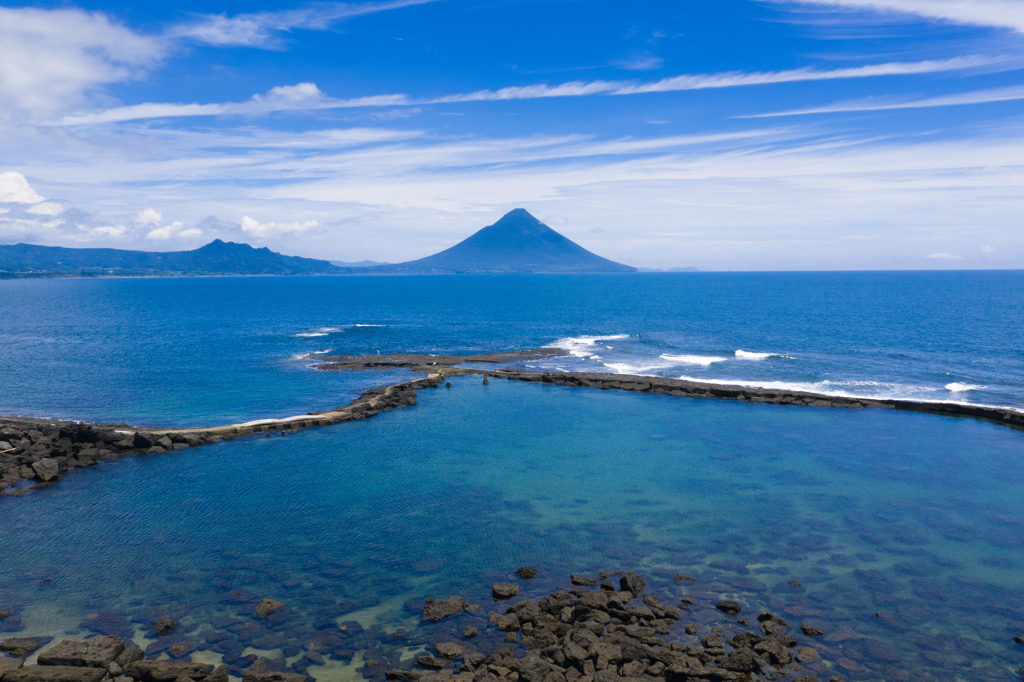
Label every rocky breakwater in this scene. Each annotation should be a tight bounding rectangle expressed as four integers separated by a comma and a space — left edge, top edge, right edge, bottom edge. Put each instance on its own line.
393, 570, 852, 682
0, 632, 305, 682
0, 377, 435, 497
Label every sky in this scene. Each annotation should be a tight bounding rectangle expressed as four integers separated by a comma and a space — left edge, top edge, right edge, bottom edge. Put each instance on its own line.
0, 0, 1022, 270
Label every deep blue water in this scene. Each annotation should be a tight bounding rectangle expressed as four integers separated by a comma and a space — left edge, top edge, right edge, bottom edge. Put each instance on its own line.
1, 273, 1023, 682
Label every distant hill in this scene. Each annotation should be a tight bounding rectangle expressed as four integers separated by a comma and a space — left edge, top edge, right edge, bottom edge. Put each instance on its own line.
351, 209, 635, 274
330, 259, 388, 268
0, 240, 341, 277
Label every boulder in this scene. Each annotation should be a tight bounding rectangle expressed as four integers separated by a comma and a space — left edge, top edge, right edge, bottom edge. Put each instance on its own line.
127, 661, 212, 682
515, 567, 538, 580
491, 584, 519, 600
31, 459, 60, 482
795, 647, 820, 663
0, 655, 24, 673
414, 657, 447, 670
422, 597, 467, 622
569, 576, 596, 587
0, 639, 48, 658
3, 666, 106, 682
38, 637, 124, 668
619, 572, 645, 596
154, 617, 178, 634
434, 643, 464, 660
715, 601, 741, 616
114, 645, 143, 669
385, 672, 421, 681
460, 627, 478, 639
256, 599, 283, 618
800, 623, 824, 637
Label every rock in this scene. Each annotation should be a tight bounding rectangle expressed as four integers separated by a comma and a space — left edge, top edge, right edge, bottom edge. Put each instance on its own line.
207, 666, 226, 682
515, 567, 538, 579
38, 637, 124, 668
1015, 636, 1024, 645
795, 647, 820, 663
619, 572, 645, 596
787, 580, 802, 587
435, 643, 464, 660
3, 666, 106, 682
570, 575, 597, 587
720, 648, 761, 674
256, 599, 283, 617
156, 436, 174, 450
800, 623, 824, 637
107, 664, 122, 676
0, 639, 48, 658
242, 674, 306, 682
415, 657, 447, 670
127, 661, 213, 682
154, 617, 178, 634
492, 583, 519, 600
114, 645, 143, 669
0, 611, 10, 619
715, 601, 741, 616
0, 655, 24, 673
673, 575, 696, 581
461, 627, 478, 639
423, 597, 467, 622
31, 459, 59, 482
386, 671, 421, 681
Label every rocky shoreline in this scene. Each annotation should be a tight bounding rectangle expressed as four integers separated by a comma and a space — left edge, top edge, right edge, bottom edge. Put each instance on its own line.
3, 570, 1022, 682
3, 349, 1022, 497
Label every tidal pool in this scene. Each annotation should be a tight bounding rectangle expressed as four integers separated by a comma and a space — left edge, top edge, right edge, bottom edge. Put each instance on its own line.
1, 376, 1022, 682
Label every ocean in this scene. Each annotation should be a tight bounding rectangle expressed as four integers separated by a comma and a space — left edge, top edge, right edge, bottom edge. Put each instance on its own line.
1, 271, 1023, 682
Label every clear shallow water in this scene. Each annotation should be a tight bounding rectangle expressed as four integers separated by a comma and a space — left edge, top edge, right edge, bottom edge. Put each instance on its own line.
0, 271, 1022, 427
2, 378, 1024, 682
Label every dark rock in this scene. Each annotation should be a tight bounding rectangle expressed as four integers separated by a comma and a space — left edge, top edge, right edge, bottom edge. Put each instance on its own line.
0, 611, 10, 619
385, 671, 421, 681
127, 661, 213, 682
570, 576, 597, 587
0, 638, 48, 658
673, 575, 696, 582
3, 666, 106, 682
492, 584, 520, 600
133, 433, 154, 449
795, 647, 820, 663
154, 617, 178, 634
0, 655, 24, 673
800, 623, 824, 637
715, 601, 741, 616
720, 648, 761, 674
516, 567, 539, 579
619, 572, 645, 595
787, 580, 802, 587
256, 599, 283, 617
434, 643, 464, 660
461, 627, 478, 639
37, 637, 124, 668
1014, 636, 1024, 645
31, 459, 59, 482
414, 657, 447, 670
113, 645, 143, 669
422, 597, 467, 622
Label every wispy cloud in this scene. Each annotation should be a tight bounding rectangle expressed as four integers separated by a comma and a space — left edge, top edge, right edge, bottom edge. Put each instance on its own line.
167, 0, 443, 49
773, 0, 1024, 35
742, 85, 1024, 117
56, 56, 995, 125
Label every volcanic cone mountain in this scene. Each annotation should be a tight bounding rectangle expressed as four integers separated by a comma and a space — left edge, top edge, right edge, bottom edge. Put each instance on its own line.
364, 209, 635, 273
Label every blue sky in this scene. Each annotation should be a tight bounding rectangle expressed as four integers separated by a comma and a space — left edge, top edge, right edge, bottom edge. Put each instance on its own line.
0, 0, 1022, 269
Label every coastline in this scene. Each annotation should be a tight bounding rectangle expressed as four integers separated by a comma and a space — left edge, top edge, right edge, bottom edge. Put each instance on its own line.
3, 351, 1021, 497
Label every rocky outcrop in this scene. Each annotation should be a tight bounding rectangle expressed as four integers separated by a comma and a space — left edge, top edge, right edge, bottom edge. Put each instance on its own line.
37, 637, 124, 668
3, 666, 106, 682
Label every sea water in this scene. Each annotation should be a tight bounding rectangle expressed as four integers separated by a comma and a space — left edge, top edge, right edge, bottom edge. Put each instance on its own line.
1, 273, 1023, 682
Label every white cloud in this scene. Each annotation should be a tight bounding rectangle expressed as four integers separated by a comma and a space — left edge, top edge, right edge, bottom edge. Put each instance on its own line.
27, 202, 65, 216
146, 220, 202, 240
775, 0, 1024, 34
56, 56, 994, 126
927, 252, 963, 260
0, 7, 164, 117
544, 215, 568, 226
91, 224, 127, 237
0, 172, 45, 203
981, 244, 995, 257
240, 216, 318, 237
744, 85, 1024, 117
614, 54, 665, 71
167, 0, 443, 49
135, 208, 163, 225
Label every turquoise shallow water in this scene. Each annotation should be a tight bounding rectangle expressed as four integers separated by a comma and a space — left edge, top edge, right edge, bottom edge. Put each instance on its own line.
2, 377, 1023, 681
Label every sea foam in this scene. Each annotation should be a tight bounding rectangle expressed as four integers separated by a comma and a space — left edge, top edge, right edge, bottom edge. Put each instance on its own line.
660, 354, 727, 366
946, 383, 986, 392
549, 334, 631, 358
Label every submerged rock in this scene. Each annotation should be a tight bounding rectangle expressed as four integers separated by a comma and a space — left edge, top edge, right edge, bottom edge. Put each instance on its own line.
0, 638, 48, 658
256, 599, 283, 618
515, 567, 538, 579
127, 660, 213, 682
422, 597, 467, 622
37, 636, 124, 668
385, 671, 421, 681
434, 643, 464, 660
715, 601, 741, 616
3, 666, 106, 682
491, 583, 519, 600
154, 617, 178, 634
